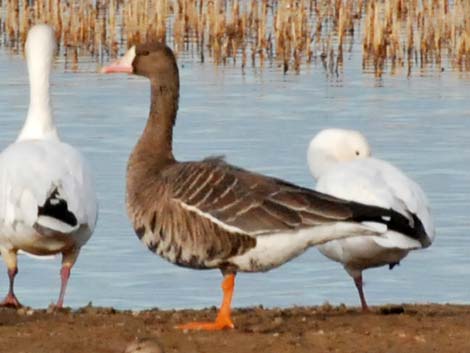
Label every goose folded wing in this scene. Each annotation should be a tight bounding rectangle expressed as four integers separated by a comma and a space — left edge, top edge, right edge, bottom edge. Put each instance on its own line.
371, 158, 435, 243
166, 158, 425, 241
316, 158, 433, 247
0, 141, 97, 234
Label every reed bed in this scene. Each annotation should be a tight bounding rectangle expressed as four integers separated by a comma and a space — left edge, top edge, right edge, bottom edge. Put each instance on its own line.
362, 0, 470, 76
0, 0, 469, 75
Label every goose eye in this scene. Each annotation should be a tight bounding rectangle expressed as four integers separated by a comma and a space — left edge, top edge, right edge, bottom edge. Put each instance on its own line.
355, 151, 360, 156
139, 50, 150, 56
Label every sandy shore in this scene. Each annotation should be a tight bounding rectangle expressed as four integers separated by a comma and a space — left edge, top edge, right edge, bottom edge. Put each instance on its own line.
0, 304, 469, 353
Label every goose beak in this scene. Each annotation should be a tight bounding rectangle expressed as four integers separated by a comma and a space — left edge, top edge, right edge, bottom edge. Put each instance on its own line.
101, 46, 136, 74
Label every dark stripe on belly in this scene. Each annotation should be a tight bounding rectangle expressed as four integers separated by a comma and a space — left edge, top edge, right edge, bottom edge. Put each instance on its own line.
134, 226, 145, 239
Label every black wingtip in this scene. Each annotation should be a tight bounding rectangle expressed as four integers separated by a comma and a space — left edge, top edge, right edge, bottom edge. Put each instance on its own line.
37, 188, 78, 227
385, 210, 430, 248
350, 202, 430, 248
409, 213, 432, 248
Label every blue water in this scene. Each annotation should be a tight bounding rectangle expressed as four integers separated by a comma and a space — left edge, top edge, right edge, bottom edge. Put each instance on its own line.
0, 47, 469, 310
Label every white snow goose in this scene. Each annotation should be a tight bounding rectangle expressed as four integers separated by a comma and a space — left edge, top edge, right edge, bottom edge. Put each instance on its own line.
307, 128, 434, 311
101, 44, 426, 330
0, 24, 97, 308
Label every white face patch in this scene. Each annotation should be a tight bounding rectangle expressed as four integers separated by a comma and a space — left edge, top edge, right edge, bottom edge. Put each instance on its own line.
101, 45, 137, 74
120, 46, 136, 67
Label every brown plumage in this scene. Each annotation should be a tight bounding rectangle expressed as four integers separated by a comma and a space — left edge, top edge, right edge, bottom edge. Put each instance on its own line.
102, 42, 426, 330
127, 153, 424, 272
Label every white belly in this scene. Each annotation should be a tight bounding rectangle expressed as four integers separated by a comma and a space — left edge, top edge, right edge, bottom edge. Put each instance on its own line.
226, 222, 393, 273
0, 223, 76, 255
228, 232, 310, 272
317, 236, 410, 272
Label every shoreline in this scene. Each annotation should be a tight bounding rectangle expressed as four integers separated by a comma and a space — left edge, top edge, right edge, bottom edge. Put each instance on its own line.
1, 303, 469, 352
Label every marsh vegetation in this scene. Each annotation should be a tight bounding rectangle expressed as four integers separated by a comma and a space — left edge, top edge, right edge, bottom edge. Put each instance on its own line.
0, 0, 468, 75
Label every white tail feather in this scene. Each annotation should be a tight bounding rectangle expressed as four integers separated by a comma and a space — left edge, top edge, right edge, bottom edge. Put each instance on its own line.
36, 215, 79, 235
18, 250, 57, 260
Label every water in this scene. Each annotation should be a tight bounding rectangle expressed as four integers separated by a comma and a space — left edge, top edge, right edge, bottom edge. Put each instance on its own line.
0, 47, 469, 310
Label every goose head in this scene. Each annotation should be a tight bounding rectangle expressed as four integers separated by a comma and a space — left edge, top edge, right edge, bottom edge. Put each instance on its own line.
307, 128, 371, 179
101, 43, 179, 86
101, 43, 180, 162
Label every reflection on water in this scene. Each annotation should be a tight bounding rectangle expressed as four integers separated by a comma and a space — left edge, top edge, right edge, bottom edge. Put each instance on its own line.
0, 47, 469, 310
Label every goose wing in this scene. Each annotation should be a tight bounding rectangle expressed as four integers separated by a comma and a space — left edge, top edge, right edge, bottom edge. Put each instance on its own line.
315, 157, 434, 247
164, 158, 424, 240
0, 140, 97, 238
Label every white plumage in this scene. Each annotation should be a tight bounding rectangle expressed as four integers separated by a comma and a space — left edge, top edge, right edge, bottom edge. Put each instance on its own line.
307, 128, 434, 310
0, 24, 97, 308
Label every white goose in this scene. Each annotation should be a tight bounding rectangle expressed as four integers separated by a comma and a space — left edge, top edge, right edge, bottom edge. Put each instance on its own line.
0, 24, 97, 308
307, 128, 434, 311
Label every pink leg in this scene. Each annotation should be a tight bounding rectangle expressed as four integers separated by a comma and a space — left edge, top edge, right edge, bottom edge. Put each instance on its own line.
353, 274, 369, 312
1, 267, 22, 308
56, 266, 71, 308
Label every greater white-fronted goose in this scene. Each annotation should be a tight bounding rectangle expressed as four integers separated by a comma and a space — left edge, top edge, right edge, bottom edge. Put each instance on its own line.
0, 24, 98, 308
307, 128, 434, 311
102, 44, 427, 330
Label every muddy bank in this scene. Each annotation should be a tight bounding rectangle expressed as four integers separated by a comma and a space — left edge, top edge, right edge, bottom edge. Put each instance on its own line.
0, 304, 469, 353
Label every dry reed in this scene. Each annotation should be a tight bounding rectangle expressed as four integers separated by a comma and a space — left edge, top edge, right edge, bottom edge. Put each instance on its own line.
0, 0, 468, 75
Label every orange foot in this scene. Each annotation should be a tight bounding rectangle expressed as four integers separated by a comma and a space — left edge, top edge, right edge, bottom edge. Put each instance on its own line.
0, 294, 22, 308
178, 273, 236, 331
177, 316, 234, 331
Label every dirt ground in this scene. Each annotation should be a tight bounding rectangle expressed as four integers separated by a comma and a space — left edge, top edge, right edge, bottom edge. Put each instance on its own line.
0, 303, 469, 353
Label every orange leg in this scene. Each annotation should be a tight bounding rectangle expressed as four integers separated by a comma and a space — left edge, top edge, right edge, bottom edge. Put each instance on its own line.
177, 273, 236, 331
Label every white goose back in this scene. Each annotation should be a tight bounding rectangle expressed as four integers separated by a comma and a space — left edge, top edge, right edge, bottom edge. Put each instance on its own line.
18, 24, 58, 141
307, 128, 435, 247
0, 24, 97, 247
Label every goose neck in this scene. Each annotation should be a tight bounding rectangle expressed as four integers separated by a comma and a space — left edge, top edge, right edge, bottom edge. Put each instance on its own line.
18, 58, 57, 141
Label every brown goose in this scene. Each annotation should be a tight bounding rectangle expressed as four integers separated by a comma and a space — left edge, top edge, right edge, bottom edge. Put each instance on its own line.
102, 44, 426, 330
